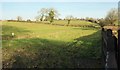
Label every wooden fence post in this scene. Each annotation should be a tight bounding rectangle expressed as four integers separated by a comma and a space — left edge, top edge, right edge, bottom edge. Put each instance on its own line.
102, 29, 118, 69
101, 28, 106, 67
106, 29, 117, 68
118, 29, 120, 69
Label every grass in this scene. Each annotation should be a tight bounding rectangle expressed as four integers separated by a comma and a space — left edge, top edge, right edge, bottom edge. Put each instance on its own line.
2, 21, 102, 68
53, 20, 98, 26
36, 20, 99, 27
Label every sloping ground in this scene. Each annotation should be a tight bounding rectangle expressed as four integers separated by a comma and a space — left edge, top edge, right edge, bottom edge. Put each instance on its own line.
18, 20, 99, 27
2, 21, 102, 68
42, 20, 99, 27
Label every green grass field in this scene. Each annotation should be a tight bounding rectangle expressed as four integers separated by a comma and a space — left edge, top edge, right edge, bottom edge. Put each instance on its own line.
2, 21, 102, 68
36, 20, 99, 26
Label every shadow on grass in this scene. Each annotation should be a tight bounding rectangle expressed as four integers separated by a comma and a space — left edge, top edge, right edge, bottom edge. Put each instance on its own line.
74, 30, 102, 59
2, 30, 102, 68
65, 30, 102, 67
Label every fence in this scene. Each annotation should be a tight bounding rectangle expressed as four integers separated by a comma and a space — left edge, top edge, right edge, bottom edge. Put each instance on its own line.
118, 30, 120, 70
102, 28, 119, 70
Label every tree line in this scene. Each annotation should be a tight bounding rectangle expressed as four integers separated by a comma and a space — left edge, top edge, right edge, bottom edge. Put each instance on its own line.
14, 8, 118, 27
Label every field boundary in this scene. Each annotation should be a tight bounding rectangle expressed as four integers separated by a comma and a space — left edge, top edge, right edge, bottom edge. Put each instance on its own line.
4, 21, 100, 28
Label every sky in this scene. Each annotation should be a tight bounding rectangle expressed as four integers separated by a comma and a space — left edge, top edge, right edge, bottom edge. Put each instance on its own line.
1, 2, 118, 20
0, 0, 119, 2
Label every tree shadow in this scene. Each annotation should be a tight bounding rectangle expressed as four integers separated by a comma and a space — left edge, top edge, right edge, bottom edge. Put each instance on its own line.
2, 30, 102, 68
64, 30, 102, 68
73, 30, 102, 58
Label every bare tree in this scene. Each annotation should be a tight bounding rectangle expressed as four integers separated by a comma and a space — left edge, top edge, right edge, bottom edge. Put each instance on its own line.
17, 16, 22, 21
65, 15, 74, 25
98, 18, 105, 28
37, 8, 59, 23
35, 16, 40, 21
105, 8, 118, 25
38, 8, 48, 21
